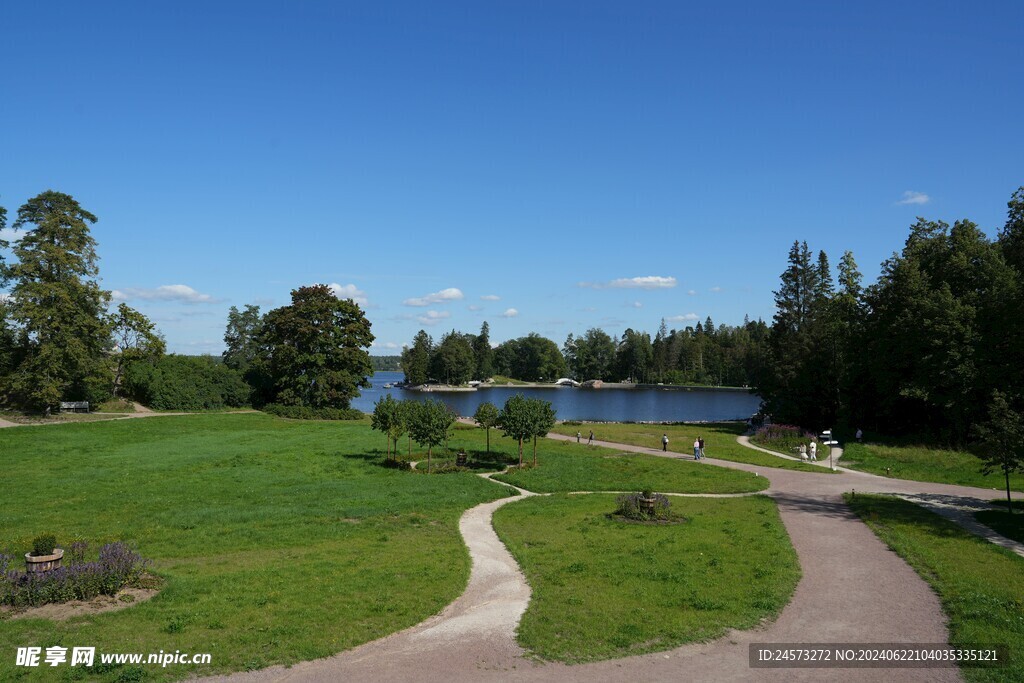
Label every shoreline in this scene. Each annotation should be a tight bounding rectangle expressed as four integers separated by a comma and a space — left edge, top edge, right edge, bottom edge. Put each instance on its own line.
399, 382, 755, 393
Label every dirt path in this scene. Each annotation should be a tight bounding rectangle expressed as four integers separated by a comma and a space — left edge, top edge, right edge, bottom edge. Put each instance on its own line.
204, 431, 1024, 682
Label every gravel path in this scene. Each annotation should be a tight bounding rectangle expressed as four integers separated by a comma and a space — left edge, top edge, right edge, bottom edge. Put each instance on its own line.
202, 431, 1024, 683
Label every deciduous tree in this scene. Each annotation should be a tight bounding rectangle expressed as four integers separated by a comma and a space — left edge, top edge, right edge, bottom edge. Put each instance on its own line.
408, 399, 455, 472
258, 285, 374, 409
972, 391, 1024, 513
473, 401, 499, 453
109, 303, 165, 397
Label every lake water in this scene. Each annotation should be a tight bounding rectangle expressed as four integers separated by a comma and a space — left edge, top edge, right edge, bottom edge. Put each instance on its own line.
352, 371, 762, 423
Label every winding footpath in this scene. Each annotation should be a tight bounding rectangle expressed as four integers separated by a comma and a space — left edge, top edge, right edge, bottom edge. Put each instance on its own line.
198, 430, 1024, 683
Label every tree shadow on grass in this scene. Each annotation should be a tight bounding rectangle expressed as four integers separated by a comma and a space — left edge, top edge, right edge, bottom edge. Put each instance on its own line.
844, 493, 980, 541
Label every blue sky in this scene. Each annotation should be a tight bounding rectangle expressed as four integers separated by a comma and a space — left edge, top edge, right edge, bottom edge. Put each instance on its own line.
2, 1, 1022, 354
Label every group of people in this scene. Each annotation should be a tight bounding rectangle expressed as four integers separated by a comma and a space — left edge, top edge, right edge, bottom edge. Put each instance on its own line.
798, 439, 818, 461
661, 433, 705, 460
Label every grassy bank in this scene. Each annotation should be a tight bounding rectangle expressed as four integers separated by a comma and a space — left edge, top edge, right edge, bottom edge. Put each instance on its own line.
846, 494, 1024, 683
0, 414, 512, 681
840, 442, 1024, 492
493, 494, 799, 662
550, 422, 828, 473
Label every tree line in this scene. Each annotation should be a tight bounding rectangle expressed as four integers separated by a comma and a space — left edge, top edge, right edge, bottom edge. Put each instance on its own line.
400, 319, 769, 387
755, 186, 1024, 447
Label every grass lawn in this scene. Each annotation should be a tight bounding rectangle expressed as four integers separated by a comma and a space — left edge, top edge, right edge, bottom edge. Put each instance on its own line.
840, 443, 1024, 492
974, 509, 1024, 545
491, 435, 768, 494
0, 414, 513, 681
846, 494, 1024, 683
549, 422, 829, 473
492, 493, 799, 663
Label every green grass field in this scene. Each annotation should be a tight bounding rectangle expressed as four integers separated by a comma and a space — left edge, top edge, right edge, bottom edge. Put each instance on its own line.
840, 443, 1024, 492
493, 493, 800, 662
491, 434, 768, 494
846, 494, 1024, 683
549, 422, 829, 473
0, 414, 513, 681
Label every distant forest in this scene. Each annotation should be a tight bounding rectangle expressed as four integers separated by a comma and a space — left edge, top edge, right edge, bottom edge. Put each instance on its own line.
371, 356, 402, 372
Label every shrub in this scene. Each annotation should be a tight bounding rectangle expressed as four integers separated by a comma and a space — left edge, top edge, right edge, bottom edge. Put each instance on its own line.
124, 355, 250, 410
615, 492, 672, 521
31, 534, 57, 557
1, 541, 150, 608
262, 404, 364, 421
751, 423, 816, 454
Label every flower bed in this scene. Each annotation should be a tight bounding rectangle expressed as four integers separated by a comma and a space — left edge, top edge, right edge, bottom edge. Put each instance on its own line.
1, 541, 150, 609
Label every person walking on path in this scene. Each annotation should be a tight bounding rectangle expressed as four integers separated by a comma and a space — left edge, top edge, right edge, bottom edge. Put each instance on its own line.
576, 431, 581, 444
799, 443, 808, 461
662, 434, 669, 451
856, 428, 863, 443
587, 430, 594, 445
698, 436, 705, 459
693, 437, 701, 460
809, 439, 817, 461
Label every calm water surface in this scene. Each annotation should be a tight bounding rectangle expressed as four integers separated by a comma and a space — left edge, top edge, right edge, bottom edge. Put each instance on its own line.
352, 371, 761, 422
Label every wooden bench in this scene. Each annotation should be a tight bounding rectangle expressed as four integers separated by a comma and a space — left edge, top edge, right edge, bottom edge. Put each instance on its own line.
59, 401, 90, 413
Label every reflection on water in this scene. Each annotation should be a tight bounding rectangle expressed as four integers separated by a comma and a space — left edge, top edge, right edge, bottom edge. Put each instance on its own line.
352, 372, 761, 422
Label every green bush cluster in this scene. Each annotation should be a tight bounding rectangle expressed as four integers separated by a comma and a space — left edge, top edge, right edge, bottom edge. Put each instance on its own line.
262, 403, 364, 421
124, 355, 249, 410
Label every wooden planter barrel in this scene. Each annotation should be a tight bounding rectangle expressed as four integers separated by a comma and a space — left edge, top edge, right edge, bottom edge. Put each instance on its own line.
639, 497, 657, 516
25, 548, 64, 573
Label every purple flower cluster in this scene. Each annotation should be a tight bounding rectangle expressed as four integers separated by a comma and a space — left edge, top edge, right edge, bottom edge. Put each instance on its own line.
1, 542, 149, 608
753, 423, 817, 452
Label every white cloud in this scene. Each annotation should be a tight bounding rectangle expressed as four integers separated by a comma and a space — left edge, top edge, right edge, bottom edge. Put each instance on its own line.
373, 341, 401, 350
403, 287, 464, 307
630, 301, 643, 308
112, 284, 217, 304
687, 289, 697, 296
326, 282, 368, 306
710, 286, 723, 293
467, 304, 483, 312
416, 310, 451, 325
666, 313, 699, 322
897, 190, 930, 205
0, 292, 10, 303
579, 276, 677, 290
480, 294, 500, 301
0, 228, 22, 243
499, 308, 519, 318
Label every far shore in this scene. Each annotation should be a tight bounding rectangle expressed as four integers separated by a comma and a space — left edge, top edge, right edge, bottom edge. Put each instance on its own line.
402, 381, 754, 393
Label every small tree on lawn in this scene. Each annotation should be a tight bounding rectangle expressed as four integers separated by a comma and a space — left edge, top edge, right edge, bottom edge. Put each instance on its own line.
371, 394, 401, 460
499, 394, 533, 466
399, 399, 414, 458
408, 399, 456, 473
528, 398, 557, 466
474, 401, 500, 453
972, 391, 1024, 514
